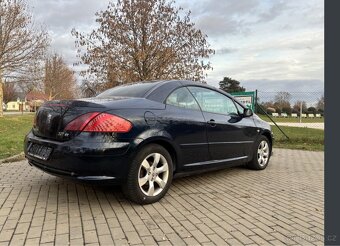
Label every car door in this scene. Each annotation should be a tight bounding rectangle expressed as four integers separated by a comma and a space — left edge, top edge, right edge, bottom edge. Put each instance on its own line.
188, 86, 256, 162
161, 87, 209, 169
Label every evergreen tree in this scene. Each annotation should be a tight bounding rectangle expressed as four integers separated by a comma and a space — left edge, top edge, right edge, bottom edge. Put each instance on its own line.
219, 77, 245, 93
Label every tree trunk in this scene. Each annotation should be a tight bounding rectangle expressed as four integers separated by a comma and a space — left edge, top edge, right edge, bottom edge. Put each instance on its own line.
0, 74, 3, 117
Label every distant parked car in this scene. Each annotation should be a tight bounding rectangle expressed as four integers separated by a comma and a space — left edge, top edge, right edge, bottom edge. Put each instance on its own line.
24, 80, 273, 204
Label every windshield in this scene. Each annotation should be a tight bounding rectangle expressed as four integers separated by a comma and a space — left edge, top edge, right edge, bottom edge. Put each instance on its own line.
96, 83, 157, 98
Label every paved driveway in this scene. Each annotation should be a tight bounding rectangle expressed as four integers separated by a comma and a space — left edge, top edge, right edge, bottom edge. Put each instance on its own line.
0, 149, 324, 245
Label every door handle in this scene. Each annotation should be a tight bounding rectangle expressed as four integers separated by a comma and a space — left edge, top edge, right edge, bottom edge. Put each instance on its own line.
207, 119, 216, 127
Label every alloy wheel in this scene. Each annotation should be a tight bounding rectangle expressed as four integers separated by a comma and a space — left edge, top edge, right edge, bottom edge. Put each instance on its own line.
138, 153, 169, 197
257, 140, 269, 167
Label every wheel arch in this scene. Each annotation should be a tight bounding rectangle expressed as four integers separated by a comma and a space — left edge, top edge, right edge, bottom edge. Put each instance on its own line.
134, 136, 180, 172
261, 130, 273, 152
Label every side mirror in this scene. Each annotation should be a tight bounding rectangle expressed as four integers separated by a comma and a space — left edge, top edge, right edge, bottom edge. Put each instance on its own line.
243, 108, 253, 117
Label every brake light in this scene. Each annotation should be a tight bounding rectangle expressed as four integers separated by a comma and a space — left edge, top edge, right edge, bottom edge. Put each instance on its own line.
65, 112, 100, 131
83, 113, 132, 132
65, 112, 132, 133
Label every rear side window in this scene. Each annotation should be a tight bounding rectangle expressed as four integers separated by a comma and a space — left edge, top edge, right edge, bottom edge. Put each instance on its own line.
166, 87, 200, 110
96, 83, 157, 98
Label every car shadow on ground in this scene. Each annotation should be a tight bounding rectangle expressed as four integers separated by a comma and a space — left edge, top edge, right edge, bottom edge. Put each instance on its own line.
40, 165, 248, 205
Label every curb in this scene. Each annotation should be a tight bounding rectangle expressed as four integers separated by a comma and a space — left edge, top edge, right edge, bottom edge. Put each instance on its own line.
0, 152, 25, 164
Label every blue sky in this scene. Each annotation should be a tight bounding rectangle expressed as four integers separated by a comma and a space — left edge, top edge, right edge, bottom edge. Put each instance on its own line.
28, 0, 324, 93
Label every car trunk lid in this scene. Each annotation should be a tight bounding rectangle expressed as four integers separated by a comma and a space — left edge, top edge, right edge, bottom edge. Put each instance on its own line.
32, 99, 107, 141
32, 97, 165, 141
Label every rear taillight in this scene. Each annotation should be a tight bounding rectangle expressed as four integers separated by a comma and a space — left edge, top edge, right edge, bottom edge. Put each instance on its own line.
65, 112, 132, 133
64, 112, 100, 131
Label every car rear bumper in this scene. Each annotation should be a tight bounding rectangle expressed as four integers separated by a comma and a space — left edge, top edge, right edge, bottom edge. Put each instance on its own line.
27, 159, 121, 183
24, 131, 134, 184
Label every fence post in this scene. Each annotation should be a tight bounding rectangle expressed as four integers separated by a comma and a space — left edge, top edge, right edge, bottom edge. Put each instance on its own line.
300, 101, 302, 123
255, 89, 258, 113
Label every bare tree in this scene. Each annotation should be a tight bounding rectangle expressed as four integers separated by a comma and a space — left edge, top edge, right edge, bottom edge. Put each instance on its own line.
16, 60, 45, 93
293, 101, 307, 114
79, 80, 99, 98
3, 82, 17, 103
0, 0, 49, 116
44, 54, 76, 100
274, 91, 292, 112
316, 95, 324, 112
72, 0, 214, 91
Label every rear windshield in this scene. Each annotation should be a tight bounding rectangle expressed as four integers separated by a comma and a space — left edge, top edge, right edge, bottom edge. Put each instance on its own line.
96, 83, 157, 98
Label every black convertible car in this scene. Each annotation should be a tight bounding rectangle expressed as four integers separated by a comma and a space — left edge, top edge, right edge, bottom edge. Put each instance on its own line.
24, 80, 273, 204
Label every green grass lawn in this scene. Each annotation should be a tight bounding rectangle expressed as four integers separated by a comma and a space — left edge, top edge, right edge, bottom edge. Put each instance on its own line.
0, 115, 34, 159
259, 114, 324, 123
0, 114, 324, 160
272, 126, 324, 151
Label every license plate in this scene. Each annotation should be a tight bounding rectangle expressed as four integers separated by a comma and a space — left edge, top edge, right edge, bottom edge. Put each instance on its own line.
28, 143, 53, 160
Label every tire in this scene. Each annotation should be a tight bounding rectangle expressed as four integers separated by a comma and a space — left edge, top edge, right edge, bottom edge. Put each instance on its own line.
247, 135, 271, 170
122, 144, 173, 204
